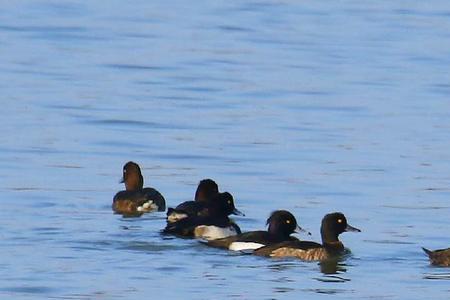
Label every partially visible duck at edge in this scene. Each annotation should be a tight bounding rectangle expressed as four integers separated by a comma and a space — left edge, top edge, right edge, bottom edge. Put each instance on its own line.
422, 247, 450, 267
207, 210, 310, 251
166, 179, 219, 223
163, 192, 244, 240
254, 212, 360, 261
112, 161, 166, 216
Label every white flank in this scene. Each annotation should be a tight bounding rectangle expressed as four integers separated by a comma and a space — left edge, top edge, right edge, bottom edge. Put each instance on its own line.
196, 225, 237, 241
229, 242, 265, 251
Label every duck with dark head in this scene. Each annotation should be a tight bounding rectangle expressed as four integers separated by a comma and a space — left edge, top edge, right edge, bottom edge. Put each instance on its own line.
112, 161, 166, 216
254, 212, 360, 261
163, 192, 244, 240
207, 210, 310, 251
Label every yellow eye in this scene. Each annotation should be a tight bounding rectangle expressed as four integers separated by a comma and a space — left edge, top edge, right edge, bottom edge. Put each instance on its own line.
337, 219, 343, 223
228, 200, 231, 204
286, 220, 291, 224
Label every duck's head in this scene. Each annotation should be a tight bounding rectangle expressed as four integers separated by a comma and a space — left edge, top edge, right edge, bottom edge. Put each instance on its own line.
209, 192, 244, 217
267, 210, 310, 238
194, 179, 219, 202
320, 212, 360, 243
120, 161, 144, 191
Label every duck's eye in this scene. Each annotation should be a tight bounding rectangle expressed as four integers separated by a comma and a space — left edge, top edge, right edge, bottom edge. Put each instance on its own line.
228, 200, 231, 204
286, 220, 291, 224
337, 219, 343, 223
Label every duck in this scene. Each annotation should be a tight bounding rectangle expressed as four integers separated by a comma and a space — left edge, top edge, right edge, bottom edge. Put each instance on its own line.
207, 210, 310, 251
422, 247, 450, 267
162, 192, 244, 240
166, 179, 219, 223
253, 212, 360, 261
112, 161, 166, 216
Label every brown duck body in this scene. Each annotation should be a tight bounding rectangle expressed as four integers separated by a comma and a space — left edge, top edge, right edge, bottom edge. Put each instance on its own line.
255, 241, 344, 260
113, 188, 165, 216
423, 247, 450, 267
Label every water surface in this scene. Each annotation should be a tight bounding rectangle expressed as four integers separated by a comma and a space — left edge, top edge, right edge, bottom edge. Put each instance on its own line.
1, 1, 450, 299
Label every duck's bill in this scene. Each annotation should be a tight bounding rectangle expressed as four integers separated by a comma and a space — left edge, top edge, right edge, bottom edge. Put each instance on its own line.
232, 208, 245, 216
345, 224, 361, 232
295, 225, 312, 236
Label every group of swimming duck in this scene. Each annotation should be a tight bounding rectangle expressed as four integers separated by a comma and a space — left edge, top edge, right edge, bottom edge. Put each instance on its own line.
112, 161, 450, 266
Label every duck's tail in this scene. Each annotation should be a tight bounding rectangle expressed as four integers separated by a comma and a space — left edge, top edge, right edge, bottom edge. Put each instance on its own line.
166, 208, 189, 223
422, 247, 432, 256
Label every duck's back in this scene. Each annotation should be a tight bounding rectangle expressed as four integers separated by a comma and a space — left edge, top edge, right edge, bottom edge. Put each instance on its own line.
175, 200, 204, 214
166, 200, 207, 223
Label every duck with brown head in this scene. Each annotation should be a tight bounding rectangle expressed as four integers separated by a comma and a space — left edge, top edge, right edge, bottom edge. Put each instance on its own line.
254, 212, 360, 261
166, 179, 219, 223
112, 161, 166, 216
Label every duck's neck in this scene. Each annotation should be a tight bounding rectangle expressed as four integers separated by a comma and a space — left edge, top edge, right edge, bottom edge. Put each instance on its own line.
195, 190, 208, 202
208, 209, 230, 220
321, 224, 346, 253
205, 204, 227, 219
268, 224, 291, 239
125, 174, 144, 191
321, 227, 340, 244
322, 241, 344, 253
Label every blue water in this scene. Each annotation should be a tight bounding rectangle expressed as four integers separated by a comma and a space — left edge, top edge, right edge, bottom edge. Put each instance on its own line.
1, 1, 450, 299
